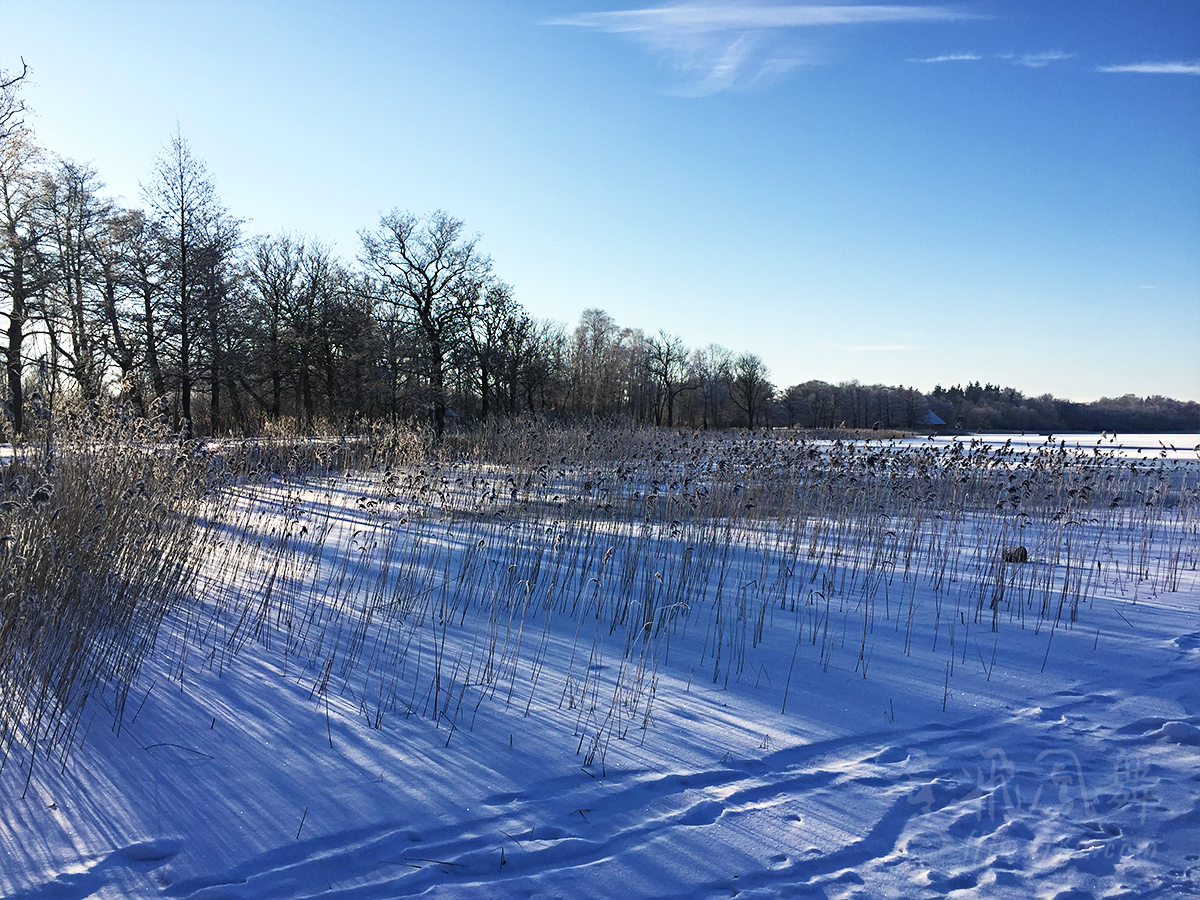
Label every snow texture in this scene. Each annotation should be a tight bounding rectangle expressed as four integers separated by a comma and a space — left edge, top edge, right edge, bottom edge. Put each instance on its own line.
1, 433, 1197, 899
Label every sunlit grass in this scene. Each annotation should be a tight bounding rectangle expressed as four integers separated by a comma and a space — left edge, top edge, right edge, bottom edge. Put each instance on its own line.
0, 410, 205, 794
179, 422, 1199, 771
4, 417, 1196, 786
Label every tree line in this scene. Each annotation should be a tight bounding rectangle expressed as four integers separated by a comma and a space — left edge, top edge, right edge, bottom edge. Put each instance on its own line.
924, 383, 1198, 435
2, 67, 1196, 439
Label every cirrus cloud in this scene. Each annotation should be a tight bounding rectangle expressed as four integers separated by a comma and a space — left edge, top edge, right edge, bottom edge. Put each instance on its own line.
837, 344, 922, 352
1097, 60, 1200, 75
549, 3, 973, 95
908, 53, 981, 63
998, 51, 1074, 68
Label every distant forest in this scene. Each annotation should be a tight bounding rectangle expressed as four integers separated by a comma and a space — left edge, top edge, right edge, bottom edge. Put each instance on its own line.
2, 67, 1196, 439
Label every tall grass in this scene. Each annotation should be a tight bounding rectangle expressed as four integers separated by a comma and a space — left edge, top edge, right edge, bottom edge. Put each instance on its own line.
0, 407, 205, 793
173, 421, 1198, 771
8, 417, 1197, 785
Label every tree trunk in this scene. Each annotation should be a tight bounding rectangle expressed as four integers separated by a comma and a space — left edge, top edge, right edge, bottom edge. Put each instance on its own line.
269, 319, 282, 419
5, 297, 24, 436
432, 369, 446, 439
140, 283, 167, 406
479, 354, 490, 420
299, 344, 314, 431
103, 273, 144, 415
208, 289, 221, 435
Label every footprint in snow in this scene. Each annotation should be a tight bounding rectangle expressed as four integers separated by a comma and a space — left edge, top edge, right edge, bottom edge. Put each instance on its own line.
868, 745, 909, 765
679, 800, 723, 826
998, 819, 1035, 841
482, 791, 524, 806
1172, 632, 1200, 652
1087, 821, 1122, 837
119, 840, 181, 864
925, 870, 978, 892
1150, 721, 1200, 745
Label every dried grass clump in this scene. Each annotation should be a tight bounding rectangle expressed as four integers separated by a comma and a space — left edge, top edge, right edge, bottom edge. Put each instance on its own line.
0, 407, 205, 792
199, 420, 432, 486
22, 417, 1185, 780
183, 419, 1197, 775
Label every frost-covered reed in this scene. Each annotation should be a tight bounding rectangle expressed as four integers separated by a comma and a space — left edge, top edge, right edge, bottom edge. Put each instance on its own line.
4, 419, 1195, 783
173, 422, 1199, 772
0, 408, 206, 793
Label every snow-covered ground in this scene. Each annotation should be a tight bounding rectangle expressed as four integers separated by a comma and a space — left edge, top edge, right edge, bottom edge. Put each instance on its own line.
1, 432, 1197, 899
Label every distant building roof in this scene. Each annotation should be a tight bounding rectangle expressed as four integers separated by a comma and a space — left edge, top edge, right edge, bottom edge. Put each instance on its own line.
917, 410, 946, 426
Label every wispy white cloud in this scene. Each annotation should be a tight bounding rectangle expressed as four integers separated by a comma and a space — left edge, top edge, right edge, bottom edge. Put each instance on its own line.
997, 51, 1074, 68
1097, 61, 1200, 75
908, 52, 980, 63
839, 344, 921, 352
677, 31, 760, 95
550, 3, 972, 94
550, 4, 968, 32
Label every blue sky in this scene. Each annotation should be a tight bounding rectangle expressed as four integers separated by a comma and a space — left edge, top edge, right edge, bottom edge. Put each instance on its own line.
2, 0, 1197, 401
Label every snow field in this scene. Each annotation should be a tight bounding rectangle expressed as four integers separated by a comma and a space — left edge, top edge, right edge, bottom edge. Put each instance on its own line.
1, 430, 1197, 899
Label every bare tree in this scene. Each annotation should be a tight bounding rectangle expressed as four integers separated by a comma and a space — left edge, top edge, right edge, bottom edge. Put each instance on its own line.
646, 330, 692, 426
618, 325, 652, 422
0, 61, 30, 144
319, 276, 383, 426
689, 343, 732, 429
502, 314, 566, 415
117, 209, 168, 408
196, 215, 240, 433
0, 105, 43, 436
294, 241, 342, 429
729, 351, 773, 428
359, 210, 491, 439
142, 128, 234, 436
90, 208, 148, 412
40, 158, 111, 402
570, 308, 619, 416
463, 279, 517, 420
245, 233, 303, 418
